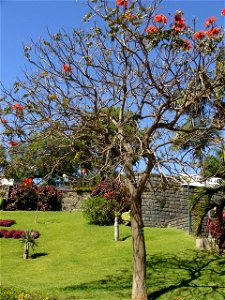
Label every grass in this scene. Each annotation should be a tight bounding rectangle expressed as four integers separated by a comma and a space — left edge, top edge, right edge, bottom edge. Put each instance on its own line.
0, 211, 225, 300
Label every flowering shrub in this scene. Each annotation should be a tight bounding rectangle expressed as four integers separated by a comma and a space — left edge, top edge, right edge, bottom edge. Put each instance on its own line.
6, 179, 62, 211
0, 229, 40, 239
0, 230, 7, 238
3, 230, 15, 238
207, 215, 225, 249
13, 230, 25, 239
82, 180, 131, 225
37, 185, 63, 211
0, 219, 16, 227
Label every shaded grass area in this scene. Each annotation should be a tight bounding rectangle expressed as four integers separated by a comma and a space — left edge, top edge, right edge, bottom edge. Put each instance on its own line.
0, 211, 224, 300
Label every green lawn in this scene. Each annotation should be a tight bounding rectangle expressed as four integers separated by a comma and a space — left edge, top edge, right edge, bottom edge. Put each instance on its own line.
0, 211, 224, 300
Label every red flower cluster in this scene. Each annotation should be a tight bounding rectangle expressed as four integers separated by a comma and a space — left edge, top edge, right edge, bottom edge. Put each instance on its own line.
222, 8, 225, 16
104, 191, 115, 199
0, 219, 16, 227
62, 64, 73, 73
194, 30, 206, 40
23, 177, 33, 186
116, 0, 128, 8
204, 16, 216, 27
207, 27, 221, 36
8, 141, 19, 147
124, 12, 137, 20
154, 14, 167, 24
12, 103, 23, 110
154, 15, 167, 24
146, 25, 158, 33
182, 39, 192, 51
173, 12, 186, 32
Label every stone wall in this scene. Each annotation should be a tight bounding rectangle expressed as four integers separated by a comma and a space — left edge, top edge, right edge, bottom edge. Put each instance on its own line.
142, 177, 195, 232
61, 190, 90, 211
60, 177, 222, 236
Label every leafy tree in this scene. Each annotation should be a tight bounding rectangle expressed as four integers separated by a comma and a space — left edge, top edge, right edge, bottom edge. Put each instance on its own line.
0, 144, 8, 173
1, 1, 225, 299
201, 148, 225, 178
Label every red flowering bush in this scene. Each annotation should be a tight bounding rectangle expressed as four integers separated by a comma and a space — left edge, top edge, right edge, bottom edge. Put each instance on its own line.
0, 229, 40, 239
82, 180, 131, 225
3, 230, 15, 238
12, 230, 25, 239
6, 179, 62, 211
37, 185, 63, 211
0, 229, 7, 237
0, 219, 16, 227
207, 213, 225, 249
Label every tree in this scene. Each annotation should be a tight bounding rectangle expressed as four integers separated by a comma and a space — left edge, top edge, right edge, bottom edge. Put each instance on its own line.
1, 1, 225, 299
4, 128, 81, 181
20, 229, 38, 259
0, 144, 7, 173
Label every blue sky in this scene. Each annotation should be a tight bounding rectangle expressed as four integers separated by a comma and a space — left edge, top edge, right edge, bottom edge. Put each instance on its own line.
1, 0, 224, 88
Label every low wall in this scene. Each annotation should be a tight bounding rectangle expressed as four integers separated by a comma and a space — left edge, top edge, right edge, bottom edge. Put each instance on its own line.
61, 191, 90, 211
61, 177, 223, 236
142, 177, 193, 231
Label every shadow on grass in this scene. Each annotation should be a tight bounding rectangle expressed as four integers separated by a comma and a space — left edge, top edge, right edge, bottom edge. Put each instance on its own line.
31, 252, 48, 259
61, 250, 225, 300
62, 268, 132, 299
121, 235, 132, 241
147, 250, 225, 300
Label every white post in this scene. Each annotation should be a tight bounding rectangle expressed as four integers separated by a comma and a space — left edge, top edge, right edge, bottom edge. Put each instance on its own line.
114, 216, 119, 241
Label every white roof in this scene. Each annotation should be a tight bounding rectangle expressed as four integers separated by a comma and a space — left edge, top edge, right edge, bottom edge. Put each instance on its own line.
0, 178, 14, 186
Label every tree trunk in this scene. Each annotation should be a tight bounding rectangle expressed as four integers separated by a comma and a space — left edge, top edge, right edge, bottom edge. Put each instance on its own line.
131, 193, 148, 300
23, 247, 29, 259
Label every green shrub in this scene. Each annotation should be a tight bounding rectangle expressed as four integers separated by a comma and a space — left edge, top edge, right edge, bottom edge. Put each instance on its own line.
0, 286, 19, 300
82, 196, 114, 225
82, 180, 131, 225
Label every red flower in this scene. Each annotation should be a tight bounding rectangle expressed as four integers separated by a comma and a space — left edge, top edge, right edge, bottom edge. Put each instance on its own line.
194, 30, 206, 40
204, 16, 216, 27
221, 8, 225, 16
1, 119, 8, 124
8, 141, 19, 147
62, 64, 73, 73
23, 177, 33, 186
207, 27, 221, 36
173, 18, 186, 32
182, 39, 192, 51
154, 14, 167, 24
146, 25, 158, 33
12, 103, 23, 110
124, 12, 137, 20
116, 0, 128, 8
104, 193, 109, 199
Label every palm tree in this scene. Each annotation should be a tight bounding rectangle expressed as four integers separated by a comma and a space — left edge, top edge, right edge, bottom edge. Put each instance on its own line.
21, 230, 38, 259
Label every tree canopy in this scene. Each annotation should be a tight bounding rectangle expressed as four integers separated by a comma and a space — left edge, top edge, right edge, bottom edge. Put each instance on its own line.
1, 1, 225, 299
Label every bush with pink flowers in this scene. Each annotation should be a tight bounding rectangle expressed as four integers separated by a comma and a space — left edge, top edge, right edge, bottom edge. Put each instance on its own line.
6, 180, 62, 211
0, 229, 40, 239
0, 219, 16, 227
